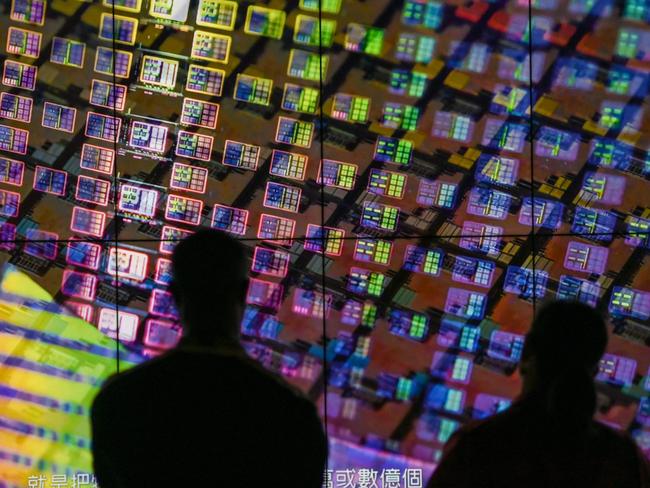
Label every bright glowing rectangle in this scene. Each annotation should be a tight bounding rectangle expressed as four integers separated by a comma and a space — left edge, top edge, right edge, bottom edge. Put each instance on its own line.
10, 0, 46, 25
609, 287, 650, 320
331, 93, 370, 123
191, 30, 231, 63
186, 65, 225, 96
33, 166, 67, 195
347, 267, 385, 296
211, 204, 248, 235
149, 0, 189, 21
518, 198, 563, 229
263, 182, 301, 213
503, 266, 548, 299
154, 258, 172, 285
353, 238, 393, 266
247, 278, 284, 311
459, 221, 503, 255
94, 47, 133, 78
144, 320, 181, 349
564, 241, 609, 274
66, 242, 102, 270
175, 131, 213, 161
128, 121, 168, 154
475, 155, 519, 186
368, 169, 407, 199
169, 163, 208, 194
556, 275, 600, 307
360, 201, 400, 232
304, 224, 345, 256
482, 119, 527, 152
318, 159, 358, 190
381, 102, 420, 131
245, 6, 286, 39
61, 270, 97, 301
445, 288, 487, 320
452, 256, 495, 288
197, 0, 238, 30
160, 226, 193, 254
90, 79, 128, 111
222, 140, 260, 170
0, 189, 20, 218
287, 49, 328, 81
3, 60, 37, 90
42, 102, 76, 132
24, 229, 58, 259
118, 184, 159, 219
597, 354, 637, 386
0, 157, 24, 186
75, 175, 111, 206
107, 248, 149, 282
257, 214, 296, 244
6, 27, 41, 57
581, 172, 626, 206
80, 144, 115, 175
50, 37, 85, 68
292, 288, 332, 319
180, 98, 219, 129
431, 352, 473, 384
416, 179, 457, 208
165, 194, 203, 226
0, 92, 33, 123
139, 55, 179, 90
234, 74, 273, 105
99, 14, 138, 45
103, 0, 142, 12
374, 136, 413, 166
275, 117, 314, 148
251, 247, 291, 277
403, 246, 443, 276
85, 112, 122, 142
571, 207, 616, 239
294, 15, 336, 47
70, 207, 106, 237
98, 308, 140, 343
487, 331, 524, 362
466, 188, 511, 220
270, 150, 308, 181
281, 83, 319, 113
0, 124, 28, 155
345, 23, 385, 55
300, 0, 341, 13
432, 112, 474, 142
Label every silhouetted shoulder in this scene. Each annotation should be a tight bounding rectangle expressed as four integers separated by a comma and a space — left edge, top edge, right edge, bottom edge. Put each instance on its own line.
93, 348, 316, 414
428, 404, 650, 488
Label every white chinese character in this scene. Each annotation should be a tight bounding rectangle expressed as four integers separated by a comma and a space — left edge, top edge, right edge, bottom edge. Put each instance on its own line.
403, 468, 423, 488
358, 468, 379, 488
381, 468, 401, 488
323, 469, 334, 488
72, 473, 98, 488
27, 475, 47, 488
51, 474, 68, 488
335, 468, 356, 488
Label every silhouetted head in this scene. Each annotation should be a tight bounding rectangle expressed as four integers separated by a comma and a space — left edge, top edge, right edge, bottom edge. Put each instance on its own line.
520, 300, 608, 428
170, 230, 249, 346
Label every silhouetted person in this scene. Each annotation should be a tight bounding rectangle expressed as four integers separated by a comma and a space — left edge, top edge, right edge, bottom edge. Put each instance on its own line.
91, 230, 328, 488
428, 300, 650, 488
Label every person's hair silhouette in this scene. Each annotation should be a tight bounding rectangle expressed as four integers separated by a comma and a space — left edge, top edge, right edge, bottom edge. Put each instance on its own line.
169, 229, 250, 346
428, 300, 650, 488
91, 230, 328, 488
520, 300, 607, 432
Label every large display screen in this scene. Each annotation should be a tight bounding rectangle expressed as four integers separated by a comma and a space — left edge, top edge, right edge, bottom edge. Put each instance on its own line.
0, 0, 649, 485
